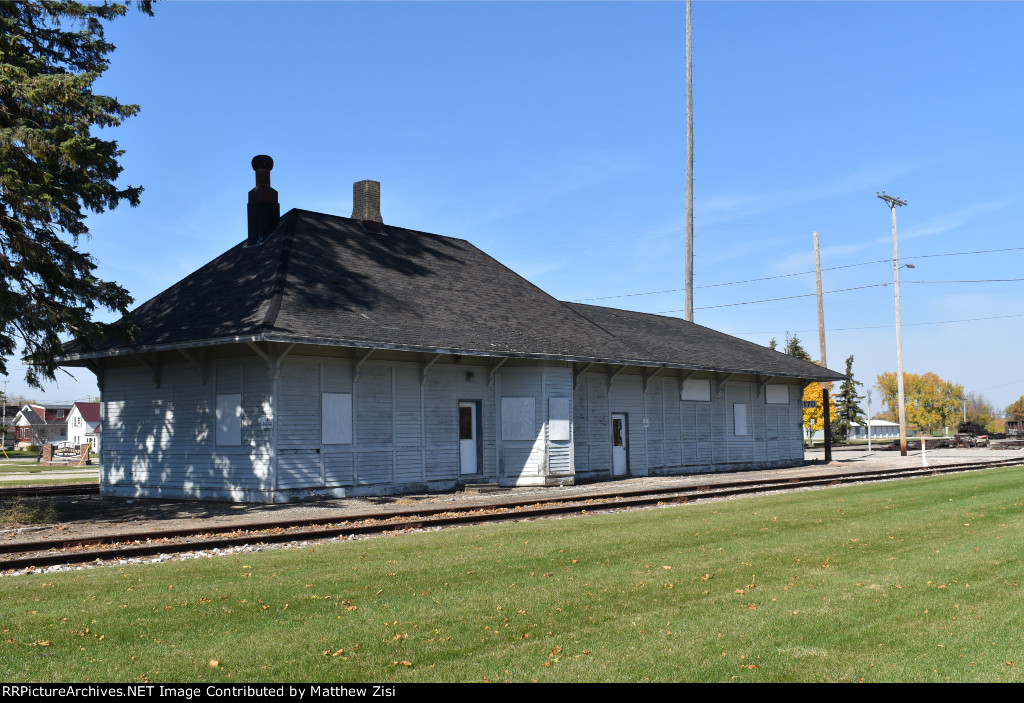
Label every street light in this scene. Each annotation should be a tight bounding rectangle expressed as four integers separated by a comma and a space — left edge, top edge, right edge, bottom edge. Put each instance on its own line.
878, 191, 909, 456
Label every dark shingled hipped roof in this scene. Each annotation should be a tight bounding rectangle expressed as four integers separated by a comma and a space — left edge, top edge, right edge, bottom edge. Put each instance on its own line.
65, 209, 843, 382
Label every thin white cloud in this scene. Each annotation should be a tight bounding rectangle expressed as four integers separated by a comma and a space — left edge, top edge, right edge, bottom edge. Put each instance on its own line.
699, 161, 931, 226
901, 195, 1022, 240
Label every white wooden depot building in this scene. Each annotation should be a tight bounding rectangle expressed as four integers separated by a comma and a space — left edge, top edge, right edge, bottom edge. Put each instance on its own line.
60, 157, 844, 503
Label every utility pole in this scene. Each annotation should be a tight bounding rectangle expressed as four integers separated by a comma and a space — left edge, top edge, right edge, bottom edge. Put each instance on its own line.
866, 389, 872, 453
813, 230, 831, 462
684, 0, 694, 322
878, 191, 909, 456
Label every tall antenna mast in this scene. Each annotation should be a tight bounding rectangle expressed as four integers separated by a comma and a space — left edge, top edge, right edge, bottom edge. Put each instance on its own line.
684, 0, 694, 321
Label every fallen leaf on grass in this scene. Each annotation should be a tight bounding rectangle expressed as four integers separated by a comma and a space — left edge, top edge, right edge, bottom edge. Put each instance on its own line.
209, 659, 219, 668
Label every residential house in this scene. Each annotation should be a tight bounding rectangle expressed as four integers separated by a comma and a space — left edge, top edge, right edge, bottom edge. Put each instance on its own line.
11, 404, 69, 448
67, 402, 101, 453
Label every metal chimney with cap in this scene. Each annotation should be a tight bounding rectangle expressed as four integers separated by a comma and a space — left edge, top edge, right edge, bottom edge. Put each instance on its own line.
352, 180, 383, 223
247, 155, 280, 246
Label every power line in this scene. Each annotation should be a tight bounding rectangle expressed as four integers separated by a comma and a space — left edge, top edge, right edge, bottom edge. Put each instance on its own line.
906, 278, 1024, 284
657, 283, 889, 313
574, 260, 888, 301
724, 311, 1024, 337
571, 245, 1024, 303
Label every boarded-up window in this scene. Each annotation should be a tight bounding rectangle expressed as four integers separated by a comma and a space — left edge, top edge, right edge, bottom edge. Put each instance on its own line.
322, 393, 353, 444
681, 377, 711, 401
502, 397, 535, 440
733, 403, 748, 436
216, 393, 241, 446
549, 397, 571, 441
766, 384, 790, 404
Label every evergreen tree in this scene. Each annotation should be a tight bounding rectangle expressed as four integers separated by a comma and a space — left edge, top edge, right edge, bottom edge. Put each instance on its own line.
783, 333, 812, 361
833, 355, 865, 440
0, 1, 151, 387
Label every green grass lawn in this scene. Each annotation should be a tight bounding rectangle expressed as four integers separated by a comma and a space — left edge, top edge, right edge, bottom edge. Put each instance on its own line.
0, 464, 95, 474
3, 467, 1024, 683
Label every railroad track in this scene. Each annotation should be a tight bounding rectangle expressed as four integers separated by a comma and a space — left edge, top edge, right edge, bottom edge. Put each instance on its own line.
2, 457, 1022, 572
0, 483, 99, 499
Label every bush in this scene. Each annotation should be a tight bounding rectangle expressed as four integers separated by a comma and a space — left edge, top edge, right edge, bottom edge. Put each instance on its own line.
0, 497, 59, 525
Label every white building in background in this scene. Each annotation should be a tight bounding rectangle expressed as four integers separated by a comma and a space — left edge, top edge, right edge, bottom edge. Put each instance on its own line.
67, 402, 101, 453
811, 419, 901, 442
848, 419, 900, 441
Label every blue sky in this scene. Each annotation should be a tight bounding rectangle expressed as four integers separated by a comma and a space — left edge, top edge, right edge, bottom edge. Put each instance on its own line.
7, 1, 1024, 420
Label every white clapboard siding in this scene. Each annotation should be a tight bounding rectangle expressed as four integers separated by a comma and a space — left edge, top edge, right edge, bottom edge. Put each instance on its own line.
645, 380, 664, 469
790, 388, 805, 459
545, 364, 573, 475
681, 399, 714, 465
354, 363, 395, 485
322, 358, 355, 487
277, 359, 323, 490
394, 364, 423, 483
587, 374, 611, 476
573, 375, 590, 474
102, 360, 272, 496
573, 372, 613, 478
424, 366, 458, 482
725, 383, 754, 462
499, 368, 544, 481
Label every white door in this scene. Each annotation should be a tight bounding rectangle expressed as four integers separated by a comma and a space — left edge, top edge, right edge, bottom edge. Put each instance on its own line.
611, 413, 628, 476
459, 402, 478, 475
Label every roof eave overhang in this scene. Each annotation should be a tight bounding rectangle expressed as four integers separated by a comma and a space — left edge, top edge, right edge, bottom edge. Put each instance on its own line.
58, 333, 846, 383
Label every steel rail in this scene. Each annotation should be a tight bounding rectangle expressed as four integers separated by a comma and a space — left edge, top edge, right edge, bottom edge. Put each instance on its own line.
0, 483, 99, 499
2, 457, 1022, 572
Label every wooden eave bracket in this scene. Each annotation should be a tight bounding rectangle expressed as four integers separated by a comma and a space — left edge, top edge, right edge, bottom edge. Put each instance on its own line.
248, 341, 295, 380
607, 364, 627, 391
642, 366, 667, 393
420, 352, 443, 385
572, 362, 594, 390
353, 348, 375, 384
677, 369, 697, 397
133, 354, 161, 388
715, 372, 735, 398
488, 357, 509, 388
83, 359, 105, 393
757, 375, 777, 398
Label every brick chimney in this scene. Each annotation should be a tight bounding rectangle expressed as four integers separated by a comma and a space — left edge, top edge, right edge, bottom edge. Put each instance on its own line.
352, 180, 383, 223
247, 155, 280, 246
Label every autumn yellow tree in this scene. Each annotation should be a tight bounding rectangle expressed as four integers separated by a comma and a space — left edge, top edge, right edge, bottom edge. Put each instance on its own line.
876, 372, 964, 434
802, 383, 825, 445
1006, 395, 1024, 422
